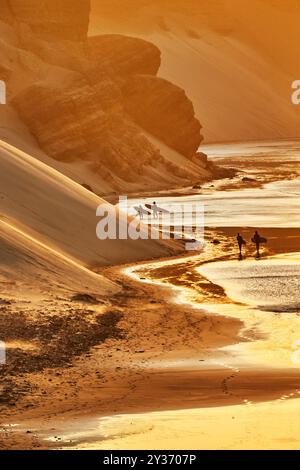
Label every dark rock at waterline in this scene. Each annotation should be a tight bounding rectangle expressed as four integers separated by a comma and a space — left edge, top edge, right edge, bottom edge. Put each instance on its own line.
70, 293, 99, 304
207, 163, 237, 179
242, 176, 256, 182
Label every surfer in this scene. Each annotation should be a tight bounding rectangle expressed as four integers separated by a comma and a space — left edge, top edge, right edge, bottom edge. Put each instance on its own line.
237, 233, 246, 256
252, 230, 261, 257
152, 201, 159, 219
137, 204, 144, 220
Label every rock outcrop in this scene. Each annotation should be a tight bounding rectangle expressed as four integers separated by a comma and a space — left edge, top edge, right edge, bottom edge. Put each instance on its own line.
87, 34, 161, 76
14, 81, 162, 183
1, 0, 210, 195
122, 75, 203, 157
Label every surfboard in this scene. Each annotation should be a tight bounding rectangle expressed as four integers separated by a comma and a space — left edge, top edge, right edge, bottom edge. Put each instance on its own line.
251, 236, 267, 243
145, 203, 170, 214
134, 206, 151, 215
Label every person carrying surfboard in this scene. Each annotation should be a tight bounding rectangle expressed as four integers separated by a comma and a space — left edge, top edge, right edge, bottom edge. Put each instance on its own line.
252, 230, 267, 257
237, 233, 246, 256
137, 204, 144, 220
152, 201, 159, 219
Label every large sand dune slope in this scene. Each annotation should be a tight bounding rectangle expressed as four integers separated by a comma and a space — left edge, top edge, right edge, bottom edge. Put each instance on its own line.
90, 0, 300, 143
0, 140, 176, 293
0, 218, 116, 296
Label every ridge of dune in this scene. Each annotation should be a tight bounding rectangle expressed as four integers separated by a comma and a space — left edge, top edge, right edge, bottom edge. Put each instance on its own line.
0, 140, 177, 273
90, 0, 300, 143
0, 218, 116, 296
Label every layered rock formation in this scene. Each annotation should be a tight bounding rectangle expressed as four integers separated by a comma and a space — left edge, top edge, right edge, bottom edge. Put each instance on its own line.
87, 34, 161, 76
14, 81, 162, 184
1, 0, 210, 195
122, 75, 202, 157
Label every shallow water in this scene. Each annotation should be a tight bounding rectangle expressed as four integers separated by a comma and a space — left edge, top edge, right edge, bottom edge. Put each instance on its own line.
118, 140, 300, 228
202, 139, 300, 159
58, 398, 300, 450
71, 252, 300, 450
197, 254, 300, 368
120, 140, 300, 228
199, 255, 300, 312
55, 142, 300, 449
119, 178, 300, 228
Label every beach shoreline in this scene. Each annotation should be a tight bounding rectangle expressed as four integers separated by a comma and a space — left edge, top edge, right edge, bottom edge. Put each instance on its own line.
1, 226, 300, 449
1, 138, 300, 450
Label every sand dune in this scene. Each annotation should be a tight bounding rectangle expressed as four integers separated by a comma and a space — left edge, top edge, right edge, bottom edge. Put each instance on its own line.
0, 140, 176, 292
90, 0, 300, 143
0, 218, 116, 295
0, 105, 124, 197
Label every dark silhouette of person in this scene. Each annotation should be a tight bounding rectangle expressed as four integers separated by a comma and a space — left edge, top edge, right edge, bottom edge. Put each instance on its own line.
253, 230, 261, 257
152, 201, 159, 219
237, 233, 245, 256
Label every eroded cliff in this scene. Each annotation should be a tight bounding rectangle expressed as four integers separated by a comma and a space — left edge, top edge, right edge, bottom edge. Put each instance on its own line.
0, 0, 211, 195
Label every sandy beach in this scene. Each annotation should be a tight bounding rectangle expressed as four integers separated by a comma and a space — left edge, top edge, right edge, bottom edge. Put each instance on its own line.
0, 141, 299, 449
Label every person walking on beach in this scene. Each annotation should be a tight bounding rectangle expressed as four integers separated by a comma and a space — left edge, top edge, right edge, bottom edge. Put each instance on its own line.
137, 204, 144, 220
237, 232, 246, 256
152, 201, 159, 219
252, 230, 261, 257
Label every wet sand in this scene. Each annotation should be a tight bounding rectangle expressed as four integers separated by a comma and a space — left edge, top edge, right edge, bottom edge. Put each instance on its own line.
55, 227, 300, 450
1, 142, 300, 449
1, 227, 300, 449
60, 397, 300, 450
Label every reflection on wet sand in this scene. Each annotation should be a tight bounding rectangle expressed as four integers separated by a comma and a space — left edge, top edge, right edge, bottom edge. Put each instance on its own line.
59, 397, 300, 450
40, 143, 300, 450
55, 230, 300, 450
198, 253, 300, 368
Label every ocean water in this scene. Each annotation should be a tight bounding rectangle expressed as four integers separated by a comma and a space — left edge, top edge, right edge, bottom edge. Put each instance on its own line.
121, 141, 300, 366
121, 140, 300, 228
121, 178, 300, 228
197, 253, 300, 368
201, 140, 300, 159
48, 143, 300, 448
199, 255, 300, 313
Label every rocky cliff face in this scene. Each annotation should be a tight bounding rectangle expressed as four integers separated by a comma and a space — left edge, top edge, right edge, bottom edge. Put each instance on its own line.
1, 0, 210, 195
122, 75, 202, 157
14, 80, 162, 184
87, 34, 161, 76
